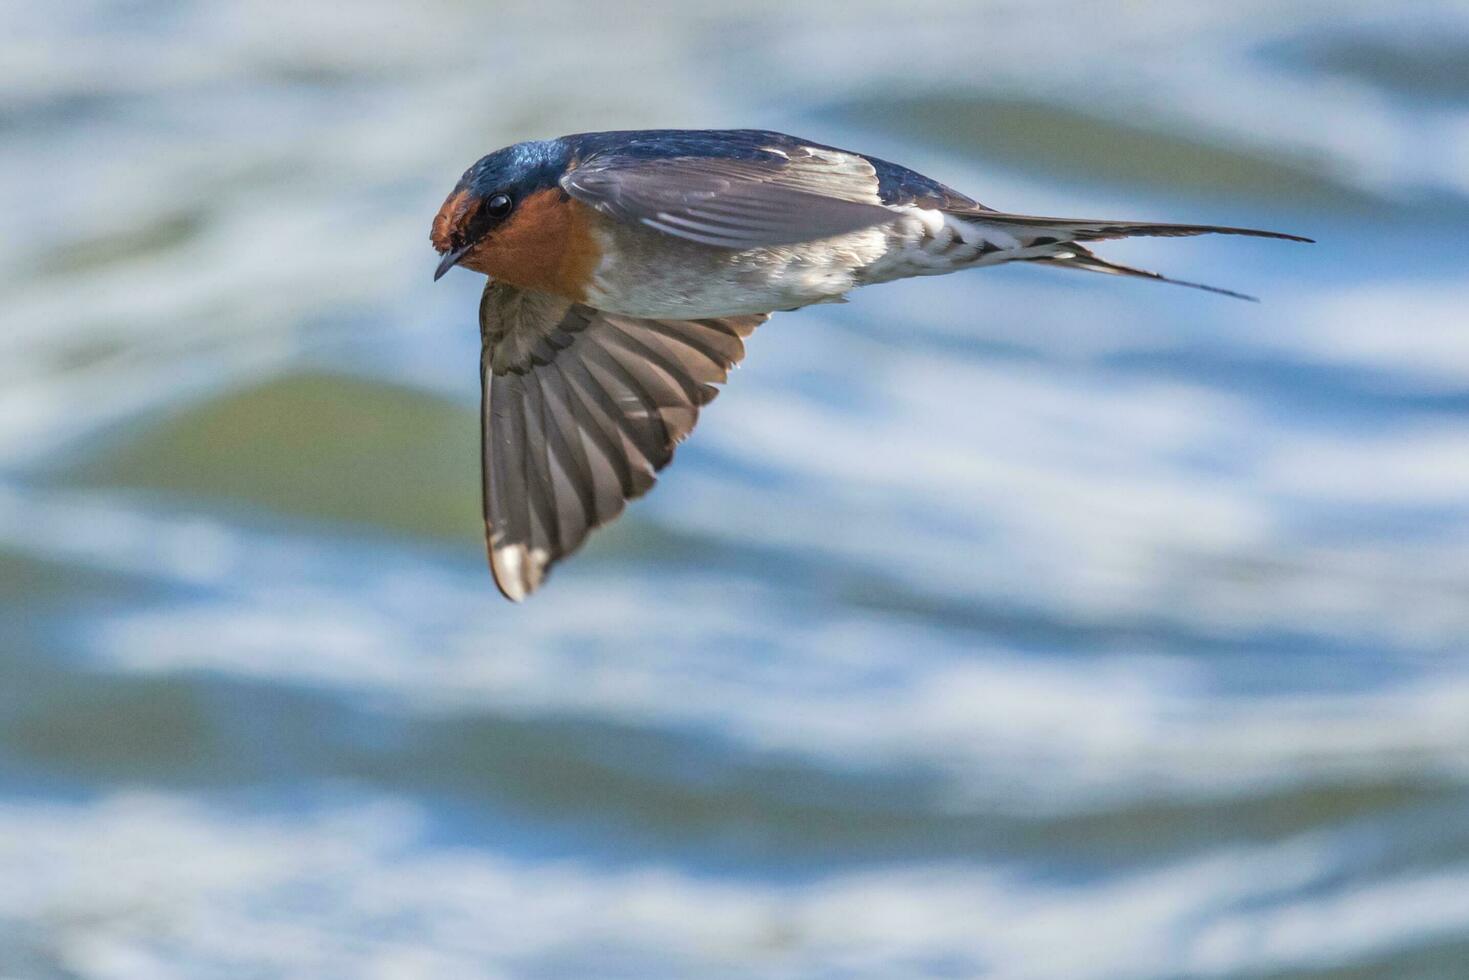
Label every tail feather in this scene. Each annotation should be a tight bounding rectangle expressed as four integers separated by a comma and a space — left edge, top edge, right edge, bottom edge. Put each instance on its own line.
1033, 246, 1261, 302
953, 209, 1314, 245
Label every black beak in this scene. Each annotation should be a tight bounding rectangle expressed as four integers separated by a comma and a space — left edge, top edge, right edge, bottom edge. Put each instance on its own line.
434, 242, 473, 282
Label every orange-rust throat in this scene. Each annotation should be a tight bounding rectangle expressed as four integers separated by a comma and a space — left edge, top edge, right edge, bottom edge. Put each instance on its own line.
443, 188, 601, 302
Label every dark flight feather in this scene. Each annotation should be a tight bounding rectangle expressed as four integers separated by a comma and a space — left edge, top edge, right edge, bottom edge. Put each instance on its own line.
479, 281, 768, 600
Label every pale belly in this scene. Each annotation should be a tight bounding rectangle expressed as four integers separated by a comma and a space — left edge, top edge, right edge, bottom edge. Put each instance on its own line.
578, 220, 884, 318
578, 208, 1025, 319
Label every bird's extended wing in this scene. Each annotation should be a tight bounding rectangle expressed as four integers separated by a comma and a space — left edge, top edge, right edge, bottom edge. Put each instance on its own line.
560, 145, 897, 248
478, 282, 768, 600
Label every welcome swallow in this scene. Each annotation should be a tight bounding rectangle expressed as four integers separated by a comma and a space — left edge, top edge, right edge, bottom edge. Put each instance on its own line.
431, 128, 1310, 600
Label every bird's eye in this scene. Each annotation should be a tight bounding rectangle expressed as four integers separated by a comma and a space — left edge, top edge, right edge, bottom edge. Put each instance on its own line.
485, 193, 513, 219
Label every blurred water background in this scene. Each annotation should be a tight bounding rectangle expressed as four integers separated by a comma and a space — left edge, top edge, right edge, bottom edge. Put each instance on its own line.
4, 1, 1469, 976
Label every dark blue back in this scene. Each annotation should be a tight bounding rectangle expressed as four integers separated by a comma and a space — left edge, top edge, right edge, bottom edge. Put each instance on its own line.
559, 129, 980, 210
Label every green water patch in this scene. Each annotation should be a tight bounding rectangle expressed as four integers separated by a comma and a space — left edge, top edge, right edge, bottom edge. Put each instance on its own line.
35, 208, 206, 279
0, 546, 149, 607
59, 370, 481, 541
1271, 32, 1469, 105
1257, 936, 1469, 980
5, 674, 221, 781
825, 94, 1381, 212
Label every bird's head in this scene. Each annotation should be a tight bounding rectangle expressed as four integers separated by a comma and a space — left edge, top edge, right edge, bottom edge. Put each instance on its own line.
430, 139, 571, 282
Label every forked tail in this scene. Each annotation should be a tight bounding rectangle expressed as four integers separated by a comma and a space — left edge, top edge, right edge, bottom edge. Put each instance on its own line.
951, 208, 1313, 301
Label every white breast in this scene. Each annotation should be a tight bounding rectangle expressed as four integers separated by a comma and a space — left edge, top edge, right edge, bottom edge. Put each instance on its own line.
582, 219, 895, 319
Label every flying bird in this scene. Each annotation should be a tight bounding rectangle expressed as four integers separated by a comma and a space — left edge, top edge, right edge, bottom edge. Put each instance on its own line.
430, 128, 1310, 601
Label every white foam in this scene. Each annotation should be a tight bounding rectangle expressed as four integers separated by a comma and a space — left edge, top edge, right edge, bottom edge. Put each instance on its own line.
1276, 281, 1469, 390
1, 791, 1467, 979
3, 485, 1467, 812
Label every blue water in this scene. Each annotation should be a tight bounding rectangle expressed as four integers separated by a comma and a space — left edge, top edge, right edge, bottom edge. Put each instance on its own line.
3, 2, 1469, 976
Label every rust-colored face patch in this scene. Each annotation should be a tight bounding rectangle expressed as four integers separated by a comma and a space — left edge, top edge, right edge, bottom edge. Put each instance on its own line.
457, 188, 602, 302
430, 188, 475, 254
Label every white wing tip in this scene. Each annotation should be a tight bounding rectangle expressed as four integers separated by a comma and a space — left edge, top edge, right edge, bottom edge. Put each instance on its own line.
488, 537, 550, 602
